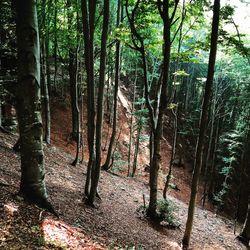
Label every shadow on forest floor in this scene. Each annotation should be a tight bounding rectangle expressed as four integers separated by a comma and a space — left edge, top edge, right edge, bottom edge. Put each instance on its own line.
0, 131, 247, 250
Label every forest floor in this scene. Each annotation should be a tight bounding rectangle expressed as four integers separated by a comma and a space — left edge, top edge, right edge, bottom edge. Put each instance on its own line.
0, 94, 248, 250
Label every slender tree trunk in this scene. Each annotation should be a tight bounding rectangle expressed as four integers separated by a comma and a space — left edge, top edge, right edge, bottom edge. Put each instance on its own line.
182, 1, 220, 247
202, 81, 217, 206
40, 0, 51, 144
72, 80, 80, 166
208, 120, 219, 199
69, 48, 79, 139
45, 34, 51, 94
15, 0, 55, 214
80, 94, 85, 163
88, 0, 109, 204
53, 0, 58, 92
71, 45, 80, 166
102, 0, 121, 171
132, 124, 141, 177
163, 106, 178, 199
41, 39, 51, 144
67, 0, 79, 140
81, 0, 97, 196
128, 72, 137, 176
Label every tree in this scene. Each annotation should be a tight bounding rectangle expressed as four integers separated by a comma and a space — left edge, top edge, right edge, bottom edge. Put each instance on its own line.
15, 0, 55, 214
40, 0, 51, 144
81, 0, 97, 197
88, 0, 110, 204
182, 0, 220, 247
125, 0, 181, 218
67, 0, 80, 141
102, 0, 122, 171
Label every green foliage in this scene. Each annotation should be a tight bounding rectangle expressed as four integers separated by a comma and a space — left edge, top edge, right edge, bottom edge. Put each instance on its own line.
133, 97, 148, 129
157, 199, 180, 227
31, 225, 46, 247
173, 70, 190, 77
213, 130, 244, 207
112, 151, 127, 173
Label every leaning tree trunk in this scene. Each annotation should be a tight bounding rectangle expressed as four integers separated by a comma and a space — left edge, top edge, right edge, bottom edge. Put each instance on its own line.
182, 0, 220, 247
15, 0, 54, 213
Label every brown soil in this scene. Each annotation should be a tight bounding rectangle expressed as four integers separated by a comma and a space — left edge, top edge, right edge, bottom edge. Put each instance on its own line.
0, 96, 247, 250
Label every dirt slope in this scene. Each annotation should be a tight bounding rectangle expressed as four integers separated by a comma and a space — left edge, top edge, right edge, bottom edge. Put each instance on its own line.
0, 131, 247, 250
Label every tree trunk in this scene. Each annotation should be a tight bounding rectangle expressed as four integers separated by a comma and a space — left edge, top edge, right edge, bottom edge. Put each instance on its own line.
81, 0, 97, 197
15, 0, 53, 212
69, 48, 79, 140
88, 0, 109, 204
163, 106, 178, 199
147, 0, 172, 218
53, 0, 58, 92
128, 72, 136, 176
102, 0, 121, 171
71, 49, 80, 166
148, 119, 162, 218
41, 39, 51, 144
202, 81, 217, 206
45, 35, 51, 94
132, 124, 141, 177
182, 0, 220, 247
67, 0, 79, 140
39, 0, 51, 144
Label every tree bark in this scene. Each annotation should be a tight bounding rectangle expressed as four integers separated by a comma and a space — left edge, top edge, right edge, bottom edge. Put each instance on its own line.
41, 38, 51, 144
89, 0, 110, 204
102, 0, 121, 171
163, 106, 178, 199
53, 0, 58, 92
15, 0, 54, 213
147, 0, 173, 218
182, 0, 220, 247
128, 73, 137, 176
81, 0, 97, 196
67, 0, 79, 140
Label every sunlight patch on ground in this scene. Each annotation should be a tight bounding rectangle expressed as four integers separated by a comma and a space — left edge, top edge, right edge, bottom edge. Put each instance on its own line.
165, 241, 182, 250
0, 202, 18, 246
40, 218, 105, 249
3, 202, 19, 217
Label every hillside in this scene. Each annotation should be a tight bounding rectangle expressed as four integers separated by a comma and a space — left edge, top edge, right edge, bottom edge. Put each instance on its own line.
0, 100, 247, 250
